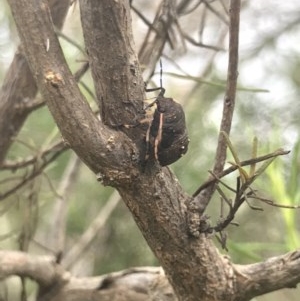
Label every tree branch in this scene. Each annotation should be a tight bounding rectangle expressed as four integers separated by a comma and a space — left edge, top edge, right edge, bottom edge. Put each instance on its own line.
0, 250, 172, 301
1, 249, 300, 301
79, 0, 145, 139
0, 0, 70, 165
48, 153, 82, 254
187, 0, 241, 237
6, 1, 300, 301
7, 0, 241, 300
193, 148, 290, 196
0, 142, 67, 201
7, 0, 137, 177
0, 251, 66, 287
235, 250, 300, 300
78, 2, 233, 300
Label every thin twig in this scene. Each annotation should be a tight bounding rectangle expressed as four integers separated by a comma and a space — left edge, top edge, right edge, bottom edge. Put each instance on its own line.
163, 71, 268, 93
193, 0, 241, 215
74, 61, 89, 81
183, 32, 224, 51
0, 144, 68, 201
212, 0, 240, 175
203, 0, 229, 25
14, 62, 90, 114
249, 195, 300, 209
63, 190, 121, 269
178, 0, 202, 16
218, 0, 229, 15
1, 140, 66, 171
193, 148, 289, 196
186, 26, 229, 101
131, 5, 160, 35
49, 154, 81, 254
55, 29, 86, 54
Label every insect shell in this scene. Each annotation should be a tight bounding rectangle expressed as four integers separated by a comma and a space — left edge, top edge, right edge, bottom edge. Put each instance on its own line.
148, 93, 189, 166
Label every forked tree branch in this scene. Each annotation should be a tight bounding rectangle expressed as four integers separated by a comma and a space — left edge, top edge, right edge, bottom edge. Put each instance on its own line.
7, 0, 137, 177
197, 0, 240, 211
0, 251, 169, 301
193, 148, 290, 196
8, 0, 233, 299
5, 0, 300, 300
187, 0, 241, 236
1, 249, 300, 301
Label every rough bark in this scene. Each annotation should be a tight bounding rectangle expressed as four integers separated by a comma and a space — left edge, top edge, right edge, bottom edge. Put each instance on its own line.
79, 0, 145, 129
0, 0, 70, 165
1, 250, 300, 301
0, 251, 171, 301
4, 0, 300, 300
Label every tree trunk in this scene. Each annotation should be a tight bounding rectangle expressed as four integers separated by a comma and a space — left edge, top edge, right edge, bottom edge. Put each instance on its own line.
4, 0, 300, 300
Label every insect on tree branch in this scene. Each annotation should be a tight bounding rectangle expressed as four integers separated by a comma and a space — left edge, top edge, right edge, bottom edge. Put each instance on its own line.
124, 60, 190, 167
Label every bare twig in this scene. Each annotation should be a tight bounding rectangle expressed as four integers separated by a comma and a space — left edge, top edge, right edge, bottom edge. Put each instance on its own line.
139, 0, 197, 82
193, 148, 290, 196
131, 5, 160, 35
138, 1, 174, 81
163, 71, 268, 93
249, 195, 300, 209
218, 0, 229, 15
203, 0, 229, 25
55, 29, 86, 54
63, 190, 121, 269
13, 62, 90, 114
183, 32, 224, 51
185, 26, 228, 100
73, 61, 89, 82
48, 154, 82, 254
1, 140, 66, 171
178, 0, 202, 15
0, 143, 68, 201
211, 0, 240, 178
193, 0, 241, 214
206, 148, 295, 234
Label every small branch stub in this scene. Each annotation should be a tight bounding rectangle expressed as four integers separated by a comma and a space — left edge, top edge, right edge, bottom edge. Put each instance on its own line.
45, 70, 65, 87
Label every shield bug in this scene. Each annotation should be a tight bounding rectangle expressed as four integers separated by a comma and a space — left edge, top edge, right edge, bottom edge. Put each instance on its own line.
143, 61, 189, 166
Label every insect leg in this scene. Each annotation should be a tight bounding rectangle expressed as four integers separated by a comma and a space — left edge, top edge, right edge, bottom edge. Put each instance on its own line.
145, 120, 152, 161
154, 113, 164, 160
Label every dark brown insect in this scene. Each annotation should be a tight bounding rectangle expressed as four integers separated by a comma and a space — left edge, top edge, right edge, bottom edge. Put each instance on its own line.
144, 59, 189, 166
122, 61, 189, 166
144, 86, 189, 166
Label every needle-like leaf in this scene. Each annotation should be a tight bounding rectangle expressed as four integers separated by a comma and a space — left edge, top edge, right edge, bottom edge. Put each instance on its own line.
249, 136, 258, 177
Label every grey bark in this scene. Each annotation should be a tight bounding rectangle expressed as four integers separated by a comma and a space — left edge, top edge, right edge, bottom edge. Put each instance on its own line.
0, 0, 70, 165
2, 0, 300, 300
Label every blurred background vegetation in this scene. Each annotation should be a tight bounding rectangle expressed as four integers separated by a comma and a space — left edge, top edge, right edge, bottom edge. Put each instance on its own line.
0, 1, 300, 300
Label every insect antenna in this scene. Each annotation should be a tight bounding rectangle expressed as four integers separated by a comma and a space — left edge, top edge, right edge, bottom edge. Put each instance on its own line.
144, 60, 165, 110
158, 59, 165, 97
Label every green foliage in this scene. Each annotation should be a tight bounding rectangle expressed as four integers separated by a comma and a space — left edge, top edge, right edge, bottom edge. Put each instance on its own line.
265, 141, 300, 250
